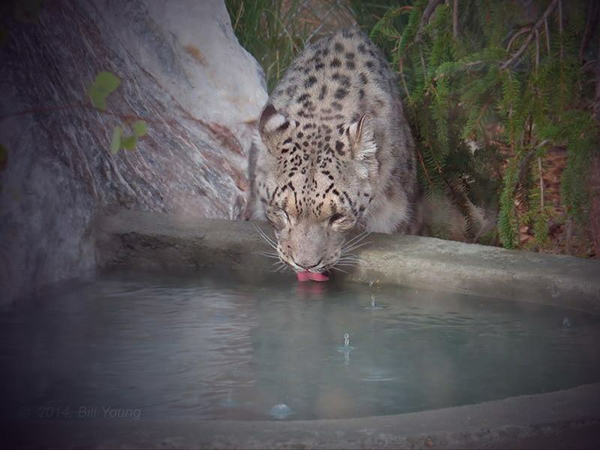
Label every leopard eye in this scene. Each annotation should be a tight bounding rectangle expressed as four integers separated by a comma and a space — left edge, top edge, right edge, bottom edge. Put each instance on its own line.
329, 213, 344, 225
268, 208, 290, 230
279, 209, 290, 222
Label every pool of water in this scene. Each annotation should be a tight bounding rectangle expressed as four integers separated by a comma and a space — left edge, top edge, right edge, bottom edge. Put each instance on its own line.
1, 270, 600, 421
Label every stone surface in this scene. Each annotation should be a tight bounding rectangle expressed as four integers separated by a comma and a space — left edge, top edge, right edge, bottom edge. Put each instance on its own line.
0, 0, 267, 305
5, 382, 600, 448
96, 210, 600, 314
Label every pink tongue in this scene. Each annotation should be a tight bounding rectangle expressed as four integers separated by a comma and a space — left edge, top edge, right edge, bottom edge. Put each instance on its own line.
297, 271, 329, 282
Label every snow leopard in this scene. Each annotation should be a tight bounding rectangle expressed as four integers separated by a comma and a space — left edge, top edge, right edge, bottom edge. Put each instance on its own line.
248, 28, 418, 276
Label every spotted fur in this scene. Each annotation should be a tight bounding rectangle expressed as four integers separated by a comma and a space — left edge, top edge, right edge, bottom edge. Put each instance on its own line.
249, 29, 418, 273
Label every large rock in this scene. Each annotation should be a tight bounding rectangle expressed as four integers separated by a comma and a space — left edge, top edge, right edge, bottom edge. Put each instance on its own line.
0, 0, 267, 305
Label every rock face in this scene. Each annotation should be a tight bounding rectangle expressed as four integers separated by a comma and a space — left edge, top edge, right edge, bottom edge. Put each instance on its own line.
0, 0, 267, 305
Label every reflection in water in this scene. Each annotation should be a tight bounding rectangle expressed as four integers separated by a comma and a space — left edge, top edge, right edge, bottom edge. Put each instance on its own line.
1, 270, 600, 421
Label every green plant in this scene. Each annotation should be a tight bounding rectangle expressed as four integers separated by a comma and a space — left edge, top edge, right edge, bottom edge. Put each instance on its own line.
365, 0, 599, 250
226, 0, 328, 92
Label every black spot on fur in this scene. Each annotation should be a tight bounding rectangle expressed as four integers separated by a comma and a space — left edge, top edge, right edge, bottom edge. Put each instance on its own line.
277, 121, 290, 132
360, 73, 368, 84
330, 58, 341, 68
345, 52, 355, 60
332, 73, 350, 85
334, 88, 348, 99
334, 42, 344, 52
357, 44, 367, 54
315, 61, 325, 71
318, 85, 327, 100
297, 132, 304, 138
346, 60, 355, 70
283, 137, 292, 144
359, 89, 365, 99
331, 101, 343, 111
335, 141, 346, 156
304, 76, 317, 88
297, 93, 310, 103
366, 61, 374, 69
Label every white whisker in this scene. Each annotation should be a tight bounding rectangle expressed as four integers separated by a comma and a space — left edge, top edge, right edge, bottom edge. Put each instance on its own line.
253, 223, 277, 250
342, 240, 373, 253
272, 262, 288, 273
338, 256, 362, 262
259, 252, 280, 259
342, 230, 370, 249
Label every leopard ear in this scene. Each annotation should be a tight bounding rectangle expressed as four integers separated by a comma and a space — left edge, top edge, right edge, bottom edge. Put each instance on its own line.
259, 104, 292, 143
347, 114, 377, 162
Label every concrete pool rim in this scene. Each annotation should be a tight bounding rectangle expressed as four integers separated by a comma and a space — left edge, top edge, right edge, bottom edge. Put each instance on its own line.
6, 382, 600, 449
96, 209, 600, 315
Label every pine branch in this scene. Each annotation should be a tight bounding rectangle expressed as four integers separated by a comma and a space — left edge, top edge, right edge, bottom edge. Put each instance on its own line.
505, 26, 531, 53
452, 0, 458, 40
538, 156, 544, 211
415, 0, 445, 43
595, 31, 600, 122
578, 0, 600, 61
500, 0, 558, 70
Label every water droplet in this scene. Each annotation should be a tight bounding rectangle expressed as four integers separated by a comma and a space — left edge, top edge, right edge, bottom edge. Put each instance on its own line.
219, 389, 237, 408
364, 294, 386, 310
337, 333, 354, 354
269, 403, 294, 419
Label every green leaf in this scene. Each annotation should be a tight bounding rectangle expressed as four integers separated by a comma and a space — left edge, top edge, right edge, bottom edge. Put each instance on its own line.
95, 71, 121, 93
110, 127, 123, 154
133, 120, 148, 137
87, 71, 121, 110
89, 90, 107, 110
121, 135, 137, 150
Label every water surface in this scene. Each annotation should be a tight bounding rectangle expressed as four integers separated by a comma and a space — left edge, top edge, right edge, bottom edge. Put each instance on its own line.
1, 270, 599, 421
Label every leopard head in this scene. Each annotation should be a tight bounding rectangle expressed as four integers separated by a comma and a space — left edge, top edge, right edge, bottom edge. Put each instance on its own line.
255, 104, 377, 273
